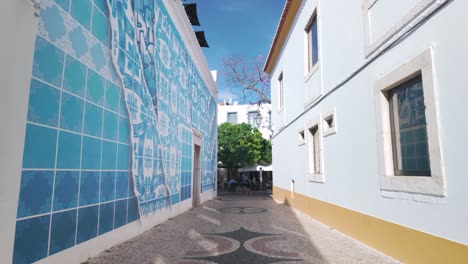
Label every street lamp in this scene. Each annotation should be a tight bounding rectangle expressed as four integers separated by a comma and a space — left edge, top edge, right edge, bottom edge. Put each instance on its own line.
254, 112, 262, 128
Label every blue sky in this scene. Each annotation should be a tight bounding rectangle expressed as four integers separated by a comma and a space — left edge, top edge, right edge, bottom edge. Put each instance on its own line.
193, 0, 285, 102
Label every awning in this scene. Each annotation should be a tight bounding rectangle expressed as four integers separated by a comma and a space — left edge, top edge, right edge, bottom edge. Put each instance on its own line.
183, 3, 201, 26
195, 31, 209, 48
238, 164, 272, 172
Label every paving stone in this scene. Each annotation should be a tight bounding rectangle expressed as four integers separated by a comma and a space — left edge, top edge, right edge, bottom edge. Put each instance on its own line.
87, 194, 400, 264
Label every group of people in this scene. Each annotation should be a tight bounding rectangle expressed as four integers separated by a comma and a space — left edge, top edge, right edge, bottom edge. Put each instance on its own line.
227, 173, 252, 194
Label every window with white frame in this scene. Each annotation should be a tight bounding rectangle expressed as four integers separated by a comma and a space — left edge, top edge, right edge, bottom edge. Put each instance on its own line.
307, 124, 321, 175
278, 72, 284, 110
298, 129, 305, 145
227, 112, 238, 124
375, 49, 445, 197
247, 111, 259, 127
322, 109, 337, 136
305, 13, 319, 72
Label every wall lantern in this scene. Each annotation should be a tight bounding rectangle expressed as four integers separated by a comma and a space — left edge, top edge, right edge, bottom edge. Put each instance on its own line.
255, 112, 263, 128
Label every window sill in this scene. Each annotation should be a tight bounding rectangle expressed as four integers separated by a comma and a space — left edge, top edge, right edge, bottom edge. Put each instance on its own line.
323, 129, 336, 137
304, 95, 321, 109
380, 175, 446, 197
308, 173, 324, 183
305, 62, 320, 82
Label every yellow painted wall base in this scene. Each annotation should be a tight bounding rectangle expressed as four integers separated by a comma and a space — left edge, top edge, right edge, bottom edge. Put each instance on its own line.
273, 186, 468, 264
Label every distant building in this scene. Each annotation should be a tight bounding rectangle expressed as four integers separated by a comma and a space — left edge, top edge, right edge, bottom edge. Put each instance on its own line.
217, 102, 273, 191
264, 0, 468, 263
217, 102, 272, 140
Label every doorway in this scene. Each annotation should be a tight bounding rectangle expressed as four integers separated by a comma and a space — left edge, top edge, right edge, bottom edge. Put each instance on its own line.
192, 144, 201, 208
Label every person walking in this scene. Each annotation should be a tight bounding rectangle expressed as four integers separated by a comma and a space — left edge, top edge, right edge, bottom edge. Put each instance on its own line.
240, 173, 251, 195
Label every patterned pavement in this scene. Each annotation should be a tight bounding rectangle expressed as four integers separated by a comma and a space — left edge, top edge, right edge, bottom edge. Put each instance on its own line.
85, 194, 400, 264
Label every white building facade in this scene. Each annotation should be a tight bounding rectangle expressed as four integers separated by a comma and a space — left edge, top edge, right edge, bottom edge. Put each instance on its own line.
218, 103, 272, 140
264, 0, 468, 263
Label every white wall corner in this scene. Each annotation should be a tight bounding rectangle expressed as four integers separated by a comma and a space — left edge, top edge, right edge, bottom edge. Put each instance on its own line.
0, 1, 38, 263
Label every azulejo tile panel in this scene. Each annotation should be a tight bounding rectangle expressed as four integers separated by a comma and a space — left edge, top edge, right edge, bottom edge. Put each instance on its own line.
49, 209, 77, 254
13, 215, 50, 264
15, 0, 216, 262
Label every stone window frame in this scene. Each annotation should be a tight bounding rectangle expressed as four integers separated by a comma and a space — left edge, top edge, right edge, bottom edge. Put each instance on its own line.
362, 0, 437, 57
322, 108, 337, 137
374, 49, 446, 197
306, 116, 324, 183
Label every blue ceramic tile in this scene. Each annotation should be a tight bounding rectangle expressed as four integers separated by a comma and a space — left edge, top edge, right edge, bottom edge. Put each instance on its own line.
101, 141, 117, 170
118, 116, 130, 143
22, 124, 57, 169
104, 81, 120, 113
38, 3, 67, 44
81, 136, 101, 170
93, 0, 109, 17
32, 36, 64, 87
54, 0, 70, 12
50, 210, 77, 254
119, 93, 128, 117
90, 43, 106, 72
86, 70, 105, 105
100, 171, 115, 202
103, 111, 118, 141
117, 144, 130, 170
171, 193, 179, 205
98, 202, 114, 235
17, 171, 53, 218
115, 171, 128, 199
114, 200, 127, 228
70, 0, 92, 30
57, 131, 81, 169
128, 172, 135, 197
53, 171, 79, 211
79, 171, 99, 206
27, 79, 60, 127
63, 55, 86, 97
68, 24, 90, 59
13, 215, 50, 264
83, 103, 103, 137
60, 92, 84, 133
77, 205, 98, 244
91, 8, 110, 46
127, 197, 139, 223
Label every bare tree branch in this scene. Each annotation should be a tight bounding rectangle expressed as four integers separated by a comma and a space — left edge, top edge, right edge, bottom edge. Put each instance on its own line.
221, 55, 271, 104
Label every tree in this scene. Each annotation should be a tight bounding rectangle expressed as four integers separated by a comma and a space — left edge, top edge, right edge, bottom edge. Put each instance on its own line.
221, 55, 271, 104
218, 123, 272, 178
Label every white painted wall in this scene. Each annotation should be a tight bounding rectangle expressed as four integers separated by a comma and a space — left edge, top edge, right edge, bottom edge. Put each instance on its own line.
271, 0, 468, 245
0, 1, 37, 262
218, 103, 272, 140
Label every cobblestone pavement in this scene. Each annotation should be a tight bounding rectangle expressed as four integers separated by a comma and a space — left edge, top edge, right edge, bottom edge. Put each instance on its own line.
85, 194, 400, 264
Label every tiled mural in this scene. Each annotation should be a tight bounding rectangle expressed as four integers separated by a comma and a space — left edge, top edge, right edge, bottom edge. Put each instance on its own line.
13, 0, 217, 263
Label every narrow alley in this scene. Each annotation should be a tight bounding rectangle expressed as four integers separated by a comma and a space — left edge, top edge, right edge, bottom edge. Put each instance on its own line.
85, 194, 398, 264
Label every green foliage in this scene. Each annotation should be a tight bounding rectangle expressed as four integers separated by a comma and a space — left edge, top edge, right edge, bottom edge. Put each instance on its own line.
218, 122, 272, 168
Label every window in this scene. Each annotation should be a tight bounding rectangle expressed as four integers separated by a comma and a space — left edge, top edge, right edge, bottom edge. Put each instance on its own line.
298, 129, 305, 145
307, 124, 321, 175
306, 14, 319, 72
322, 109, 337, 136
375, 49, 445, 198
278, 72, 284, 110
227, 112, 238, 124
247, 111, 259, 127
363, 0, 438, 57
388, 75, 431, 176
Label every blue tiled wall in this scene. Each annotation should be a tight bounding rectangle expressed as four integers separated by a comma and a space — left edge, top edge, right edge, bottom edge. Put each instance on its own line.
14, 1, 137, 263
14, 0, 217, 263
